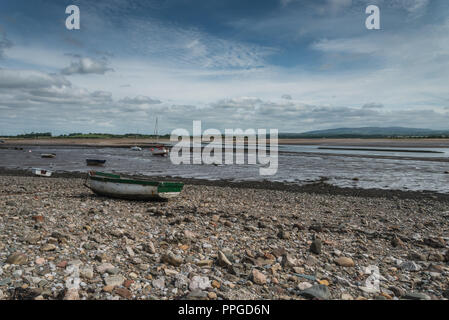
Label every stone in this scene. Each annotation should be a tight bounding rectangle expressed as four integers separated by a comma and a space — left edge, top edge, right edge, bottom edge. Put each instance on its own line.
7, 252, 28, 265
80, 266, 94, 279
211, 280, 221, 289
152, 278, 165, 290
104, 275, 125, 287
341, 293, 353, 300
161, 253, 183, 267
251, 269, 267, 285
403, 292, 431, 300
400, 261, 421, 272
97, 263, 115, 274
32, 215, 44, 223
277, 230, 290, 240
423, 237, 445, 248
35, 257, 45, 265
189, 276, 211, 291
207, 292, 217, 299
389, 286, 405, 297
300, 284, 331, 300
186, 290, 208, 300
63, 289, 79, 300
41, 244, 57, 251
115, 287, 132, 299
334, 257, 355, 267
391, 237, 404, 248
310, 238, 322, 254
281, 254, 297, 269
217, 250, 232, 267
297, 282, 313, 291
143, 241, 156, 254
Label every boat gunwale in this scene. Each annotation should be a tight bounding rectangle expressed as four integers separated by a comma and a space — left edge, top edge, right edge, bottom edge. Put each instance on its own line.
88, 171, 184, 189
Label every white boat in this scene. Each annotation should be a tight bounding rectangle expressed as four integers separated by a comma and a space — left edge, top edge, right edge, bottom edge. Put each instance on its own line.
130, 146, 142, 151
85, 171, 184, 200
32, 168, 52, 177
151, 146, 169, 156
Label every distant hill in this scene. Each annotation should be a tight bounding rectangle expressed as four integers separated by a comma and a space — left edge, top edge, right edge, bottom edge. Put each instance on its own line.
280, 127, 449, 138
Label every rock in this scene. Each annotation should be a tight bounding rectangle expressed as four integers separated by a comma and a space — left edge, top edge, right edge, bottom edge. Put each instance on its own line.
281, 254, 297, 269
297, 282, 313, 291
300, 284, 331, 300
408, 252, 427, 261
427, 253, 444, 262
63, 288, 79, 300
57, 261, 68, 268
217, 250, 232, 267
341, 293, 353, 300
24, 233, 41, 244
208, 292, 217, 299
115, 287, 132, 299
186, 290, 208, 300
35, 257, 45, 265
277, 230, 290, 240
41, 244, 56, 252
104, 275, 125, 287
403, 292, 431, 300
211, 280, 221, 289
102, 285, 114, 293
189, 276, 211, 291
391, 237, 404, 248
7, 252, 28, 265
251, 269, 267, 285
161, 253, 183, 267
400, 261, 421, 271
97, 263, 115, 274
310, 238, 322, 254
32, 215, 44, 223
80, 266, 94, 280
334, 257, 355, 267
152, 278, 165, 290
423, 237, 445, 248
309, 224, 323, 232
143, 241, 156, 254
389, 286, 405, 298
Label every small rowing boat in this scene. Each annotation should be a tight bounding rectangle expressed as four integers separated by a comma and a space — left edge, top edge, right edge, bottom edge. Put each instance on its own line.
32, 168, 52, 177
151, 146, 169, 156
41, 153, 56, 158
130, 146, 142, 151
86, 159, 106, 166
85, 171, 184, 200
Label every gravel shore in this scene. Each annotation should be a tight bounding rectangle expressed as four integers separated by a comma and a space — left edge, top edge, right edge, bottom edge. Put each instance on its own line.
1, 174, 449, 300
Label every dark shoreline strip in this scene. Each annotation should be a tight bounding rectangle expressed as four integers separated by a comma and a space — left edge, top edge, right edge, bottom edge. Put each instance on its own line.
1, 167, 448, 202
318, 147, 444, 153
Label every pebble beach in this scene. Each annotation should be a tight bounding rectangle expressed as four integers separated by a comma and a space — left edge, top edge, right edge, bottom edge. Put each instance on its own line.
1, 174, 449, 300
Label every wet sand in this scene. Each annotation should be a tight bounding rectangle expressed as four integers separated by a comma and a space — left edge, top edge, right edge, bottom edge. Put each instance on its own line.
3, 138, 449, 148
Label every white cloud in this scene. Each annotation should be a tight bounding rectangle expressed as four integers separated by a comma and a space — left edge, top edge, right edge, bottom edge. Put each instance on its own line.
61, 57, 113, 75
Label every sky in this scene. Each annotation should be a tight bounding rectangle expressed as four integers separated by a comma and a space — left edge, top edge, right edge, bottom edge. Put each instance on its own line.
0, 0, 448, 135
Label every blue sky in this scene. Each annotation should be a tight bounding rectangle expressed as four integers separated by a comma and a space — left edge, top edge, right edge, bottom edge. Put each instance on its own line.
0, 0, 448, 134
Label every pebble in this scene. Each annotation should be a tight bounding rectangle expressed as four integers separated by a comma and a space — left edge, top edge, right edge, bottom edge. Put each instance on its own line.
189, 276, 211, 291
251, 269, 267, 285
310, 238, 322, 254
104, 275, 125, 287
7, 252, 28, 265
403, 292, 431, 300
334, 257, 355, 267
300, 284, 331, 300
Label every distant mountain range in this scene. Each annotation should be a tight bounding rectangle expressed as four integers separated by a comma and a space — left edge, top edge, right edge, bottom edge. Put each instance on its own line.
280, 127, 449, 138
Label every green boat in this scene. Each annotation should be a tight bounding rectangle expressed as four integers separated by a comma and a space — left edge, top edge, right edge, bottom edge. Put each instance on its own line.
86, 171, 184, 200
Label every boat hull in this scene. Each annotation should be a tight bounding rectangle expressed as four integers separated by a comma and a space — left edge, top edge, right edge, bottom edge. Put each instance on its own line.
32, 168, 52, 177
87, 172, 183, 200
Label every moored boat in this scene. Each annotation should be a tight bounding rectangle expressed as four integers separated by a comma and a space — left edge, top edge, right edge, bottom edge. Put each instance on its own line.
32, 168, 52, 177
41, 153, 56, 158
151, 145, 169, 156
86, 159, 106, 166
85, 171, 183, 200
130, 146, 142, 151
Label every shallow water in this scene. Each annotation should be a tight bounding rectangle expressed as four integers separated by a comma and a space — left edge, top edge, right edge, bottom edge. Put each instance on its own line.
1, 145, 449, 193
